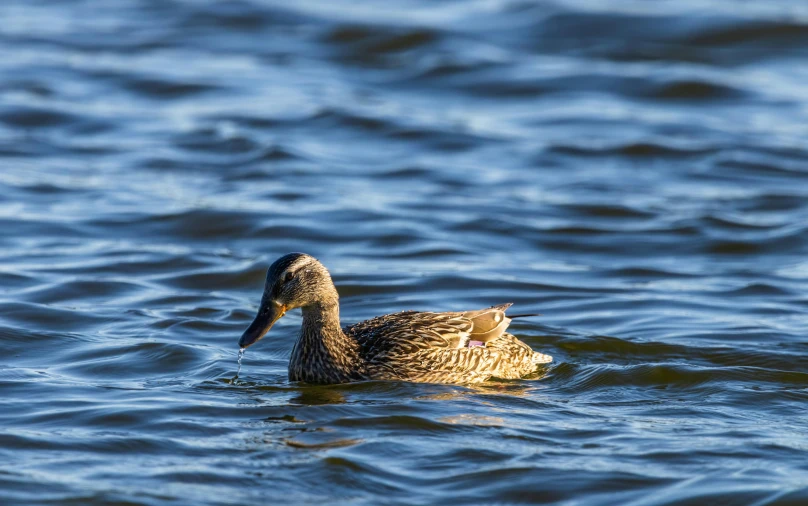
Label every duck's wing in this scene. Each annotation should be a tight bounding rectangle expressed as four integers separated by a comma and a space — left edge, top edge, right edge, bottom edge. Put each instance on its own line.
410, 333, 548, 382
346, 309, 474, 357
346, 304, 550, 382
348, 304, 511, 355
461, 303, 513, 343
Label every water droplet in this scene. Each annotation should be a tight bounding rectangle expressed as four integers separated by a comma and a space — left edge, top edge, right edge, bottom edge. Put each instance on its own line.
233, 348, 245, 382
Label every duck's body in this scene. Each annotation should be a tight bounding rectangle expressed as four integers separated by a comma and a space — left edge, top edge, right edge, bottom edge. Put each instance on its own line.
240, 253, 552, 385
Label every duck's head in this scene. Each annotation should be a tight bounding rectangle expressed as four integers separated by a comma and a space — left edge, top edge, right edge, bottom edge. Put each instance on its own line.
239, 252, 336, 349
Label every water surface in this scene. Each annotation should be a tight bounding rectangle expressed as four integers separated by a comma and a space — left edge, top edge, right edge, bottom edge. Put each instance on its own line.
1, 0, 807, 504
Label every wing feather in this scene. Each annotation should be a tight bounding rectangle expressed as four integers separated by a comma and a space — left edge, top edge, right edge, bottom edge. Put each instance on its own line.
345, 304, 550, 383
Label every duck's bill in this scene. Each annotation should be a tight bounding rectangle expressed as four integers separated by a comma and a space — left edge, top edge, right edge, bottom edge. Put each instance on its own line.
238, 303, 286, 348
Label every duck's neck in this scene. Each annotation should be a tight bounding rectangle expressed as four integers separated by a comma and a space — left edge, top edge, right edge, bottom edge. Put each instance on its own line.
291, 292, 362, 383
301, 298, 343, 341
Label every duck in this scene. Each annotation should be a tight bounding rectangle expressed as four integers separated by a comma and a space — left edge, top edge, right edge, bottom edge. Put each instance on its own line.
238, 253, 552, 384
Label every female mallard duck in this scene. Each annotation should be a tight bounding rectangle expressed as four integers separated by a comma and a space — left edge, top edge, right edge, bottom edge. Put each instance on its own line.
239, 253, 552, 384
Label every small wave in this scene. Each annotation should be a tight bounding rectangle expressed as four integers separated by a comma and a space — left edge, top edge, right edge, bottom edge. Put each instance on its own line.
525, 11, 808, 63
717, 159, 808, 178
607, 267, 698, 278
560, 203, 655, 219
0, 302, 111, 333
724, 283, 793, 296
330, 414, 464, 434
548, 141, 717, 158
647, 79, 744, 101
707, 241, 768, 255
89, 209, 262, 241
552, 362, 808, 393
123, 77, 220, 99
157, 264, 266, 291
55, 340, 210, 381
686, 20, 808, 49
180, 2, 306, 32
323, 25, 441, 67
0, 107, 76, 129
172, 128, 262, 154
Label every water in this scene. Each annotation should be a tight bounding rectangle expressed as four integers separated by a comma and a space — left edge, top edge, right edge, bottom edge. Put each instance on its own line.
1, 0, 807, 504
235, 348, 245, 381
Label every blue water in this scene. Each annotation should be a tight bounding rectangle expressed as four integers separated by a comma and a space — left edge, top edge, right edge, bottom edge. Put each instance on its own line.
1, 0, 807, 504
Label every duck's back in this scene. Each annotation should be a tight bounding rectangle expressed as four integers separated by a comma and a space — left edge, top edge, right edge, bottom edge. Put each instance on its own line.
343, 304, 552, 384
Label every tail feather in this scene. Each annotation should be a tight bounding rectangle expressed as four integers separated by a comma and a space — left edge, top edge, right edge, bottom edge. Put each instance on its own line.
532, 351, 553, 364
508, 313, 541, 319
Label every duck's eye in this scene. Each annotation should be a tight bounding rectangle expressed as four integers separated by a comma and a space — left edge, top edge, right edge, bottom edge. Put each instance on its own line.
282, 271, 294, 284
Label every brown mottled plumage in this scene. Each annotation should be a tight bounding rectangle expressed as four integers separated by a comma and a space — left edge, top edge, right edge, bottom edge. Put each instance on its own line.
239, 253, 552, 385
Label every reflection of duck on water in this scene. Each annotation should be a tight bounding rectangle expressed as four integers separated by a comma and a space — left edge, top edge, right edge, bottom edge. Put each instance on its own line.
239, 253, 552, 385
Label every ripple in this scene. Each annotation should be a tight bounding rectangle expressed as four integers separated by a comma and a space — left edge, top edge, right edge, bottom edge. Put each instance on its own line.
181, 1, 305, 32
0, 107, 76, 128
89, 209, 262, 241
549, 141, 717, 158
55, 341, 210, 381
553, 363, 808, 394
527, 12, 808, 63
648, 79, 745, 101
725, 283, 793, 296
323, 25, 441, 67
24, 279, 143, 305
311, 108, 391, 132
123, 77, 220, 99
707, 240, 771, 255
0, 302, 112, 333
717, 159, 808, 178
687, 20, 808, 49
172, 128, 261, 154
157, 264, 265, 291
561, 203, 656, 219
